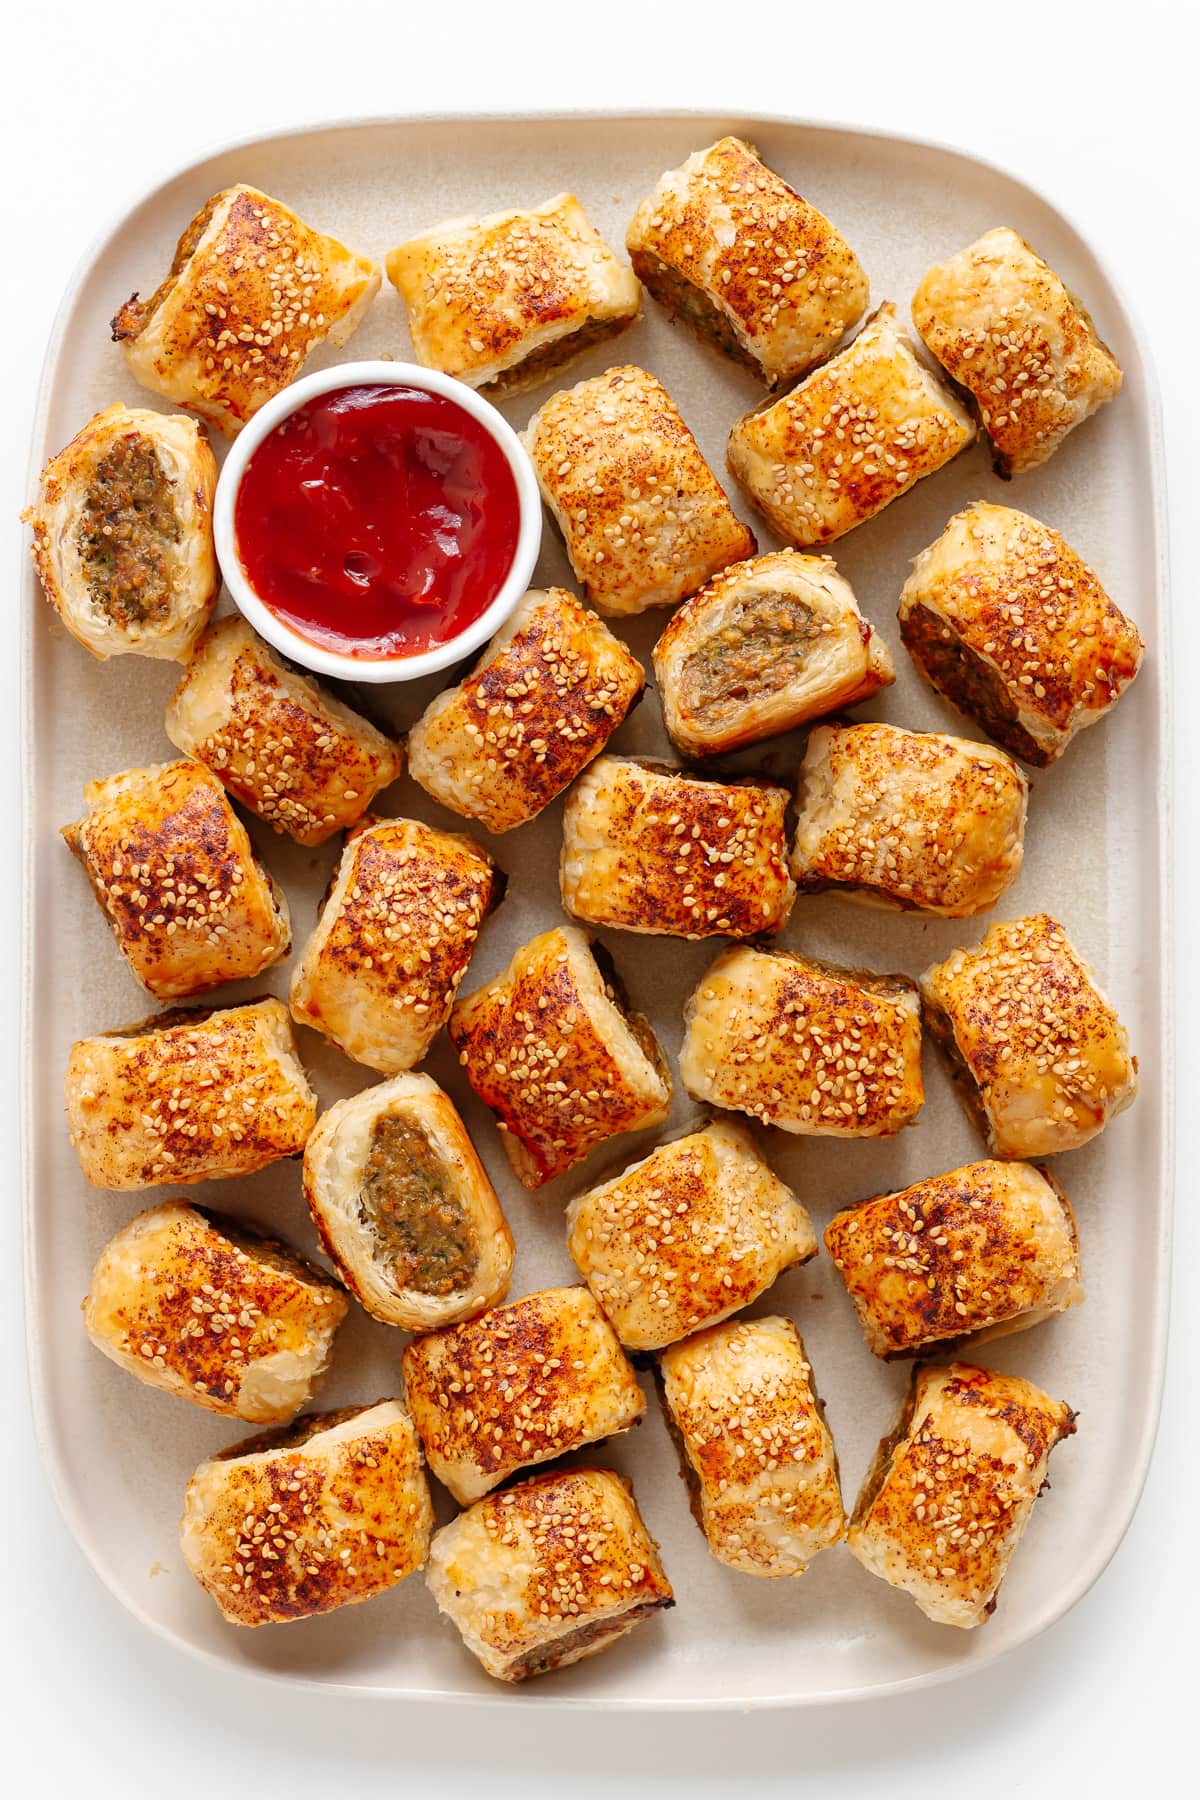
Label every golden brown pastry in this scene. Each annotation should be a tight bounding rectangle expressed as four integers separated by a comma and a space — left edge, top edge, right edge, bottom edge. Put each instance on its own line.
911, 227, 1123, 475
920, 914, 1138, 1157
847, 1362, 1076, 1627
791, 722, 1028, 917
448, 925, 672, 1189
681, 945, 923, 1137
23, 402, 218, 661
401, 1286, 645, 1505
522, 365, 756, 616
65, 997, 317, 1190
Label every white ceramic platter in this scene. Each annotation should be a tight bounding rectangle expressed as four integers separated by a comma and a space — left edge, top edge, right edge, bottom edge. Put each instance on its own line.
22, 113, 1171, 1709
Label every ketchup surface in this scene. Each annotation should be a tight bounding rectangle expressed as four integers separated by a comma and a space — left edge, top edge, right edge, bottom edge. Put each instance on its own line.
234, 383, 521, 659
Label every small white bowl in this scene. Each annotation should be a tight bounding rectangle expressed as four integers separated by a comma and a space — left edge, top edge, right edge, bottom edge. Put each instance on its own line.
213, 360, 543, 684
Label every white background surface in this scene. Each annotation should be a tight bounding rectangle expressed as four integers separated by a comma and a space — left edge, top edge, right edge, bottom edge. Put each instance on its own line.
3, 2, 1196, 1791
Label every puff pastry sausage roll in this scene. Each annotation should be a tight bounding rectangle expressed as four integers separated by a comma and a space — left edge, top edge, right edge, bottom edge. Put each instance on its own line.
911, 228, 1123, 476
181, 1399, 432, 1626
681, 945, 924, 1137
302, 1072, 513, 1331
62, 759, 290, 1000
522, 365, 755, 616
727, 305, 974, 548
566, 1120, 816, 1352
165, 616, 403, 844
658, 1317, 845, 1577
407, 587, 644, 833
448, 926, 671, 1188
24, 402, 218, 662
386, 194, 640, 397
626, 136, 868, 384
289, 817, 499, 1075
899, 503, 1144, 767
560, 757, 795, 940
112, 185, 379, 436
65, 997, 317, 1190
402, 1285, 645, 1505
427, 1467, 672, 1682
825, 1160, 1082, 1359
792, 722, 1028, 917
847, 1362, 1076, 1627
83, 1201, 347, 1422
920, 914, 1138, 1157
654, 550, 893, 759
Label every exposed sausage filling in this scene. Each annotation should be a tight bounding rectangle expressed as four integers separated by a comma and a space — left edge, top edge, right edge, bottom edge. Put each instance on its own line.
482, 312, 634, 396
358, 1113, 477, 1297
508, 1601, 668, 1680
77, 435, 180, 628
630, 250, 758, 372
900, 601, 1047, 768
678, 595, 822, 727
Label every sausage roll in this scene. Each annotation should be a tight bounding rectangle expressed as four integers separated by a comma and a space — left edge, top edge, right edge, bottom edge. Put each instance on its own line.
911, 228, 1123, 476
824, 1160, 1083, 1359
566, 1120, 816, 1352
65, 997, 317, 1190
681, 945, 924, 1137
653, 549, 894, 759
302, 1072, 513, 1331
180, 1399, 432, 1627
626, 136, 868, 384
401, 1285, 645, 1505
726, 304, 974, 548
165, 615, 403, 845
898, 503, 1144, 767
521, 365, 756, 616
559, 757, 795, 940
83, 1201, 348, 1422
386, 193, 640, 397
448, 925, 672, 1189
23, 402, 217, 662
289, 817, 499, 1075
407, 587, 644, 834
427, 1467, 672, 1682
920, 914, 1138, 1158
62, 759, 291, 1000
112, 185, 379, 436
847, 1362, 1076, 1628
658, 1317, 845, 1577
791, 722, 1028, 917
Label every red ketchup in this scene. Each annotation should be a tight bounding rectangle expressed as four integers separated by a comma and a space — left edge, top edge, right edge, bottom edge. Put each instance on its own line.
234, 383, 520, 660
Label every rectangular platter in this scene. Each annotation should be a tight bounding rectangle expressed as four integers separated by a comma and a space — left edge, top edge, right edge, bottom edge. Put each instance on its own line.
22, 112, 1171, 1707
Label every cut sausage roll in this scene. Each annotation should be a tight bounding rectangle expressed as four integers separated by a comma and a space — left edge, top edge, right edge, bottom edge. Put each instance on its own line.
681, 945, 924, 1138
302, 1072, 513, 1331
386, 193, 640, 397
112, 185, 379, 436
407, 587, 644, 834
566, 1120, 816, 1352
180, 1400, 433, 1627
401, 1285, 645, 1505
658, 1317, 845, 1578
920, 914, 1138, 1158
427, 1467, 673, 1682
62, 759, 291, 1000
626, 136, 868, 384
653, 549, 894, 759
522, 365, 756, 616
165, 615, 403, 845
23, 402, 218, 662
791, 722, 1028, 917
289, 817, 499, 1075
824, 1161, 1083, 1359
726, 304, 974, 548
559, 757, 795, 940
898, 503, 1144, 767
448, 925, 672, 1189
65, 997, 317, 1190
847, 1362, 1076, 1628
83, 1201, 348, 1422
911, 227, 1123, 476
